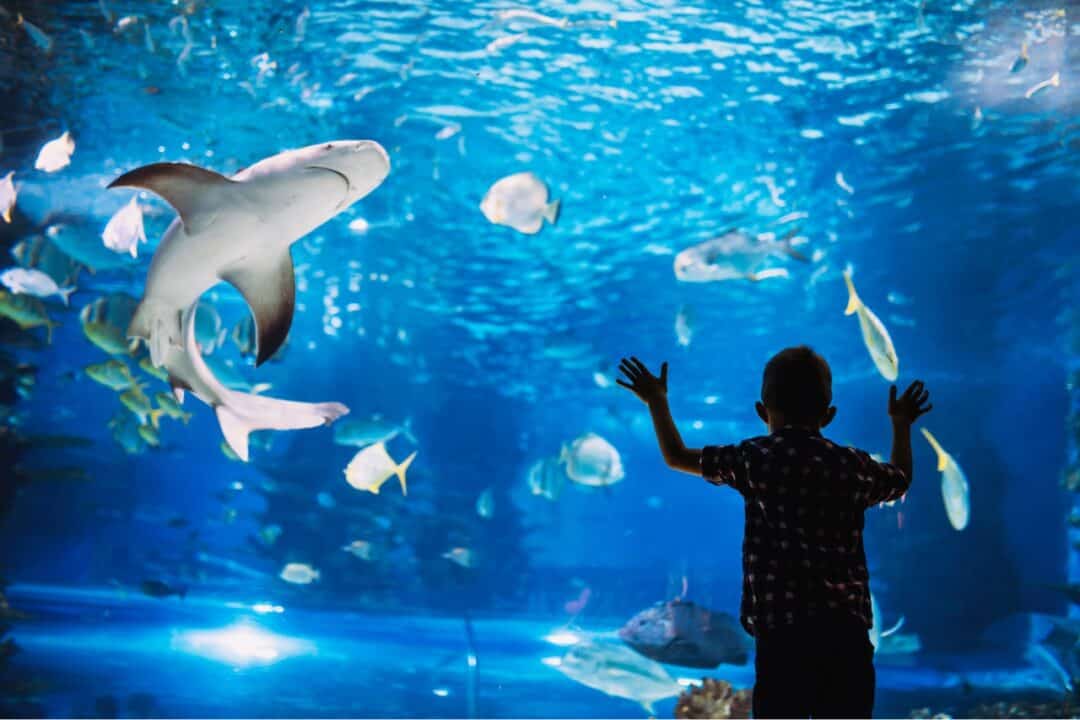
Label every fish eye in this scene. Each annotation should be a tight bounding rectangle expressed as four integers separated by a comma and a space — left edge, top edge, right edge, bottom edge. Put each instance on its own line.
324, 143, 333, 150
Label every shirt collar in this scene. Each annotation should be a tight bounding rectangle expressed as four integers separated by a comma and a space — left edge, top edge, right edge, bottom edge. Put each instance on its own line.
773, 424, 823, 437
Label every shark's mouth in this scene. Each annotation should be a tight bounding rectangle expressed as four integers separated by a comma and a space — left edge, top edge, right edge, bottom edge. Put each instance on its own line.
307, 165, 352, 209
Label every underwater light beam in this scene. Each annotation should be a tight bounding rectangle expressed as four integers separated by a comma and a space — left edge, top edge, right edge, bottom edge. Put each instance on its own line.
173, 622, 314, 668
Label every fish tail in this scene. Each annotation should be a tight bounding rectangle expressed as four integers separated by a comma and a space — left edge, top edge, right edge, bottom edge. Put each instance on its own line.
544, 198, 561, 225
149, 408, 164, 430
181, 411, 192, 425
920, 428, 948, 471
781, 229, 809, 262
59, 286, 76, 306
396, 451, 417, 496
402, 417, 418, 445
45, 319, 58, 344
843, 269, 861, 315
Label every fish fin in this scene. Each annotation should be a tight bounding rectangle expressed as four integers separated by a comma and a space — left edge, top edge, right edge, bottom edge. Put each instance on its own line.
920, 428, 949, 471
107, 162, 231, 234
216, 404, 251, 462
640, 701, 656, 716
397, 451, 416, 496
59, 286, 76, 306
169, 379, 187, 404
2, 207, 11, 223
45, 319, 58, 344
544, 199, 561, 225
220, 249, 296, 367
882, 615, 905, 638
402, 417, 417, 445
843, 269, 861, 315
781, 231, 809, 263
149, 408, 164, 430
181, 411, 192, 424
251, 382, 272, 395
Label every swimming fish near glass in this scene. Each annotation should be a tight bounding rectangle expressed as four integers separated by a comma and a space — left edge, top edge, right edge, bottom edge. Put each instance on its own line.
102, 196, 147, 258
0, 172, 15, 223
280, 562, 320, 584
843, 268, 899, 382
480, 172, 560, 235
0, 290, 58, 342
0, 267, 75, 306
85, 359, 140, 391
673, 229, 806, 283
17, 14, 53, 53
34, 131, 75, 173
545, 638, 683, 714
921, 428, 969, 531
561, 432, 624, 488
343, 441, 415, 495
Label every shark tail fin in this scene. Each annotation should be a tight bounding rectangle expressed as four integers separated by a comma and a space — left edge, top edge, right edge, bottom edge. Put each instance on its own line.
396, 451, 416, 496
216, 405, 252, 462
214, 394, 350, 464
843, 269, 861, 316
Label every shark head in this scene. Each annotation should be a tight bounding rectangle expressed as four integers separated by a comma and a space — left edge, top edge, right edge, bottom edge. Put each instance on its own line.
300, 140, 391, 208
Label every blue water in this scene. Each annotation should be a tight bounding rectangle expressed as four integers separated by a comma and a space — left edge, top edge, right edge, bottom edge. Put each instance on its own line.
0, 0, 1077, 717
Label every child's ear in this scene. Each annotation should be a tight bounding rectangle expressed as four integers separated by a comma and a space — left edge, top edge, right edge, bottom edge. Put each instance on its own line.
755, 401, 769, 424
821, 406, 837, 428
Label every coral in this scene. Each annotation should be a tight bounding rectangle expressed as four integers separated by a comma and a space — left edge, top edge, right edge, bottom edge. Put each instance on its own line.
674, 678, 752, 719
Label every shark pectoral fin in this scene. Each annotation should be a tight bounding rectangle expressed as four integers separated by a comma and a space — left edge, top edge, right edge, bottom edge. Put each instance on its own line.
108, 162, 232, 234
216, 405, 251, 462
221, 250, 296, 367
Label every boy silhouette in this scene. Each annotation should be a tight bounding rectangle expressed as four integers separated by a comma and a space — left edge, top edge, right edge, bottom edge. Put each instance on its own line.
617, 346, 931, 718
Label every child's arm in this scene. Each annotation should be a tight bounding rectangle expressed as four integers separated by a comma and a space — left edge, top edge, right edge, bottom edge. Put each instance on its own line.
887, 380, 933, 482
617, 357, 702, 475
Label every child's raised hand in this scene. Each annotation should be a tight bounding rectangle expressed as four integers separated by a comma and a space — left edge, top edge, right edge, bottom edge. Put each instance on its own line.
889, 380, 932, 426
617, 356, 668, 405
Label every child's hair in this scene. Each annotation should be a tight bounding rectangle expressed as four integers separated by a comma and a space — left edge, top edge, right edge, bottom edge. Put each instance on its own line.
761, 346, 832, 426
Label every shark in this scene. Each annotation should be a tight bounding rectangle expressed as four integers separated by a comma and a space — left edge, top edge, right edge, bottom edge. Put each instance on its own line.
163, 302, 348, 462
108, 140, 391, 367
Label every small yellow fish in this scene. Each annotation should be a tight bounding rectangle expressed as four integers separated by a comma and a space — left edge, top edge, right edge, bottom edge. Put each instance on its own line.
120, 385, 164, 428
138, 355, 169, 382
843, 269, 899, 381
80, 299, 139, 356
0, 290, 58, 342
343, 442, 415, 495
921, 429, 969, 531
221, 440, 242, 462
85, 359, 139, 391
154, 392, 191, 423
137, 423, 160, 447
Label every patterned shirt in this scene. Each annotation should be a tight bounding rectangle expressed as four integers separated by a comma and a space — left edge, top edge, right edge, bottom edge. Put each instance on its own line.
701, 426, 909, 637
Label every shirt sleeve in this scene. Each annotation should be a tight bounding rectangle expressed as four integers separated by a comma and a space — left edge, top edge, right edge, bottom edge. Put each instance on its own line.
701, 444, 749, 495
854, 450, 910, 506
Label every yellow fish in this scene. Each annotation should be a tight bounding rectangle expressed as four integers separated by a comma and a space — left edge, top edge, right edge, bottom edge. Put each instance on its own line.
343, 442, 415, 495
0, 290, 58, 342
921, 428, 969, 531
843, 269, 898, 381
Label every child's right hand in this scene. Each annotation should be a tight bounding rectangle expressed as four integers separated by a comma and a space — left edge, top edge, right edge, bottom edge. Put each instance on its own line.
889, 380, 932, 426
617, 356, 668, 405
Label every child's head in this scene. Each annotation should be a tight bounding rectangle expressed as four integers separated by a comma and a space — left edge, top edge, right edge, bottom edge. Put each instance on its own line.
756, 345, 836, 431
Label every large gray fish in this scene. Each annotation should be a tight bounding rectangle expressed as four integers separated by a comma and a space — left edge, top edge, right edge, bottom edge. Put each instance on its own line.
618, 599, 751, 669
161, 303, 348, 461
109, 140, 390, 367
674, 228, 806, 283
546, 637, 682, 714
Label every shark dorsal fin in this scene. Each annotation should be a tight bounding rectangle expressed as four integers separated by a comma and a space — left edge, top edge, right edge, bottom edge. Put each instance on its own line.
220, 250, 296, 367
108, 162, 232, 234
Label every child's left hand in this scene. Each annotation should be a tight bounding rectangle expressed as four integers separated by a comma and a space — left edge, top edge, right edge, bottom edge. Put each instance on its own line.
617, 356, 668, 405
